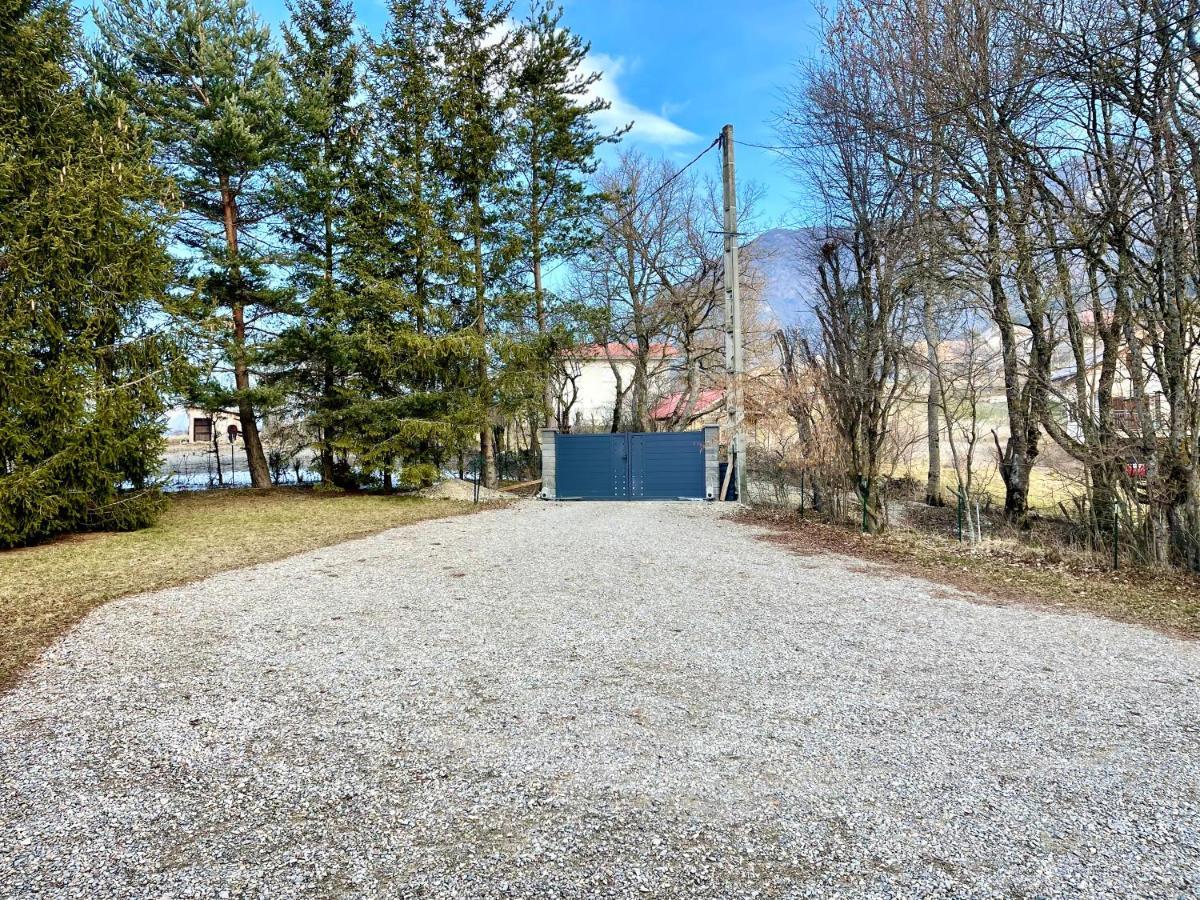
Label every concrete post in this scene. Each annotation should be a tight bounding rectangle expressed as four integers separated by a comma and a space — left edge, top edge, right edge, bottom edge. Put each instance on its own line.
539, 429, 557, 499
703, 425, 720, 500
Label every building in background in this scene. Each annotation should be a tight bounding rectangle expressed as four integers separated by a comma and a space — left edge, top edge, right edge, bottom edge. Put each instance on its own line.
553, 343, 679, 432
184, 407, 242, 444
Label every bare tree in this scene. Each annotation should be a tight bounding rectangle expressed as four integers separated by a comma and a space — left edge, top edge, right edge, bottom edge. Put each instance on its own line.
776, 0, 1200, 568
570, 151, 689, 431
778, 9, 918, 532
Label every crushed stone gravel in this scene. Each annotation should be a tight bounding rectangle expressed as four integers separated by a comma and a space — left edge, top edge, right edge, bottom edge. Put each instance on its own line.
1, 500, 1198, 898
418, 478, 510, 502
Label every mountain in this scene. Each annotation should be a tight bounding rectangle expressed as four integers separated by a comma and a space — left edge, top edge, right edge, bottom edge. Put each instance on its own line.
744, 226, 828, 332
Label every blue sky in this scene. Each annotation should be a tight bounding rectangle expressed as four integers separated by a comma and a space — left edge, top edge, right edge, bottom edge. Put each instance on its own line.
551, 0, 823, 228
248, 0, 826, 228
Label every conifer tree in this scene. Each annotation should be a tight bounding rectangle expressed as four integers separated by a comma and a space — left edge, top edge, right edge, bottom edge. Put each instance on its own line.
0, 0, 176, 545
93, 0, 287, 488
436, 0, 520, 487
270, 0, 361, 485
512, 1, 624, 430
335, 0, 476, 484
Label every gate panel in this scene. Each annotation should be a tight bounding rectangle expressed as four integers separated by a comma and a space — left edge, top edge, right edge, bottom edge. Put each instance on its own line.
554, 433, 628, 499
630, 431, 706, 499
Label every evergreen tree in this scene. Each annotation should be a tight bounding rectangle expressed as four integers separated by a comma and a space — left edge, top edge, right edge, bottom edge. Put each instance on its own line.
435, 0, 521, 488
0, 0, 176, 546
512, 1, 624, 430
269, 0, 361, 486
335, 0, 476, 485
93, 0, 287, 488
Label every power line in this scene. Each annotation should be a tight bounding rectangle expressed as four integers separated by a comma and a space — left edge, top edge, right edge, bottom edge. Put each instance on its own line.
540, 135, 721, 282
735, 9, 1198, 154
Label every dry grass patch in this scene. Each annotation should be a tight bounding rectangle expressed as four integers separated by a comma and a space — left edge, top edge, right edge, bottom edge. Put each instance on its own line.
0, 488, 492, 688
739, 508, 1200, 639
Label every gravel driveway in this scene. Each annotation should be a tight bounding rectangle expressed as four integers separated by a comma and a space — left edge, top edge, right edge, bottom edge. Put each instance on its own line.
2, 501, 1198, 898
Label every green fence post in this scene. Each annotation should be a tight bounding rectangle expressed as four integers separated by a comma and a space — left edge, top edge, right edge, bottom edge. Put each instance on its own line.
957, 487, 964, 542
1112, 500, 1120, 571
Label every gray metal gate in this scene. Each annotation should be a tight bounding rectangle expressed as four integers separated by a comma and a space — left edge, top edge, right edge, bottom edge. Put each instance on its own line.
540, 427, 719, 501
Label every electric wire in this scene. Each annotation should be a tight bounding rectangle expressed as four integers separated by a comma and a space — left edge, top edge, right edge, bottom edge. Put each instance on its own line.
539, 135, 721, 282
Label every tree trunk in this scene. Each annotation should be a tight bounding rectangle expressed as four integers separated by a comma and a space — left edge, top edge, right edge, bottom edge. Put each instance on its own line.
211, 431, 224, 486
925, 384, 943, 506
528, 414, 542, 477
532, 232, 555, 431
319, 360, 335, 485
923, 297, 944, 506
319, 189, 337, 486
220, 179, 270, 488
231, 303, 271, 488
631, 351, 650, 432
473, 228, 498, 488
608, 365, 625, 433
859, 478, 884, 534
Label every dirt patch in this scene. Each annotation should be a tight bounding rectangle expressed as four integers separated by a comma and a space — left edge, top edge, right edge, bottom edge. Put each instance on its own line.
418, 478, 513, 502
499, 479, 543, 498
737, 508, 1200, 639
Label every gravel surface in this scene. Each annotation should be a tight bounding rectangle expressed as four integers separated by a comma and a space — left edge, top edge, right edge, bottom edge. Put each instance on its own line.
417, 478, 510, 502
2, 501, 1198, 899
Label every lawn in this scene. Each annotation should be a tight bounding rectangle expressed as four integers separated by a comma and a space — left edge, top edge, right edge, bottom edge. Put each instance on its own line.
0, 488, 489, 689
899, 463, 1083, 513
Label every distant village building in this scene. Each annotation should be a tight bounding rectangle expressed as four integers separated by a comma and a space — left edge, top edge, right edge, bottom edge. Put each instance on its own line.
554, 343, 679, 431
1051, 350, 1166, 442
184, 407, 242, 444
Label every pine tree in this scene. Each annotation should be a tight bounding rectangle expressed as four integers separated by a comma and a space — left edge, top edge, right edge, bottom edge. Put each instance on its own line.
269, 0, 361, 486
436, 0, 521, 488
333, 0, 477, 485
0, 0, 176, 546
93, 0, 287, 488
512, 1, 624, 431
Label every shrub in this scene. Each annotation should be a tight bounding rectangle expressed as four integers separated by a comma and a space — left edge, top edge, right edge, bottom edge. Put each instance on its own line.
399, 463, 439, 490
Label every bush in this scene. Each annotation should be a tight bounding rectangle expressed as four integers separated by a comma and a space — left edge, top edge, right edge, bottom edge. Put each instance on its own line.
399, 463, 439, 490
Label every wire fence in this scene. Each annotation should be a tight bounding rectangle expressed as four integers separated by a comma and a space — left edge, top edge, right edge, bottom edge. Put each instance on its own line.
743, 447, 1200, 572
455, 449, 540, 484
160, 444, 314, 492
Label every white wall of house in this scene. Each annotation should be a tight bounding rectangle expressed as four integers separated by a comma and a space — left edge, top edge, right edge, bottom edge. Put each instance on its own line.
185, 408, 242, 444
556, 351, 679, 431
567, 359, 633, 428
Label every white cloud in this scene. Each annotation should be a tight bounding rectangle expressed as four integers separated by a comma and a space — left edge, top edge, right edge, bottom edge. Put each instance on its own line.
481, 21, 697, 148
585, 53, 698, 147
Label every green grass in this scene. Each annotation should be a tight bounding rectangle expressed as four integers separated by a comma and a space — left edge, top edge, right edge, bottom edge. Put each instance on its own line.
0, 488, 487, 689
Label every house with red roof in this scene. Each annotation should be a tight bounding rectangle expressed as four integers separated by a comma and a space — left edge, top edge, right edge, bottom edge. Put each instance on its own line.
650, 388, 726, 427
554, 342, 680, 431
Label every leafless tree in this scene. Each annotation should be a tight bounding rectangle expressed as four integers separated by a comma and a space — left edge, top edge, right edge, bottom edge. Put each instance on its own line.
572, 150, 761, 434
779, 0, 1200, 567
571, 150, 687, 432
777, 10, 918, 533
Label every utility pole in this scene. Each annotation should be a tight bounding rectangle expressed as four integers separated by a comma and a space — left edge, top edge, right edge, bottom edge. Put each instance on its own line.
720, 124, 746, 501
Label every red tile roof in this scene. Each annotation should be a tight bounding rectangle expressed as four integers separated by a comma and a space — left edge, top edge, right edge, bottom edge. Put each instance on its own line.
566, 342, 679, 360
651, 388, 726, 421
